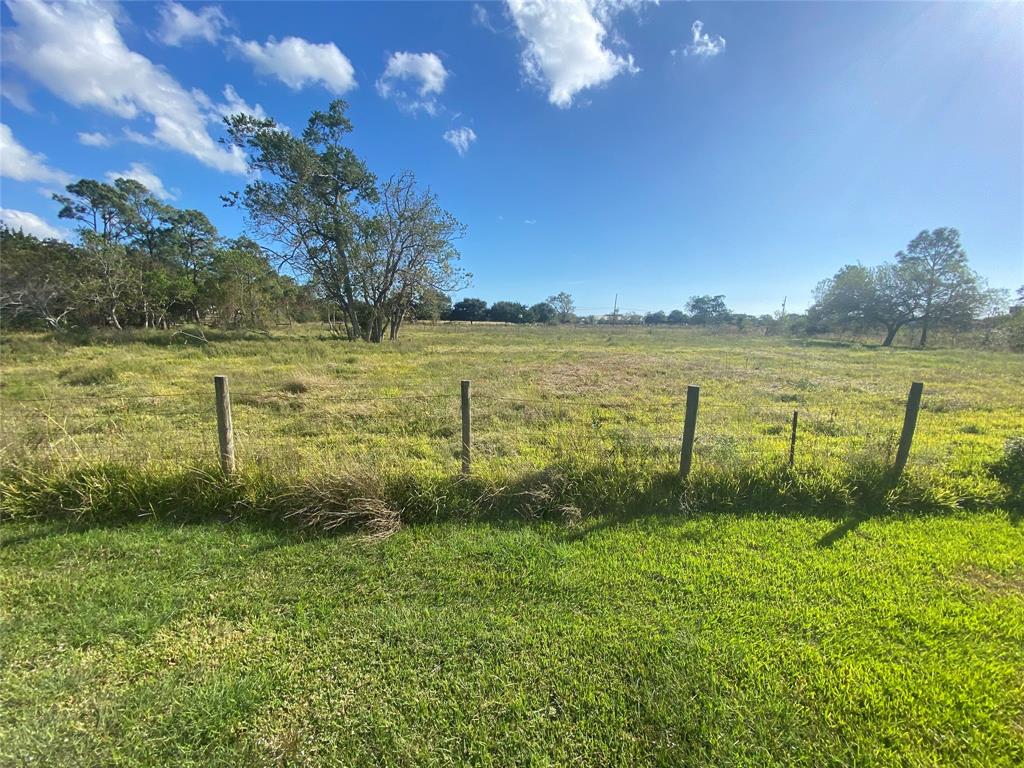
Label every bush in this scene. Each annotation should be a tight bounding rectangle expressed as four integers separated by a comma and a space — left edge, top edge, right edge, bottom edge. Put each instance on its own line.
988, 437, 1024, 489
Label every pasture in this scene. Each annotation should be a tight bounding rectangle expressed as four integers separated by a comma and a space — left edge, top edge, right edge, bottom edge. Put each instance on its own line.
1, 324, 1022, 766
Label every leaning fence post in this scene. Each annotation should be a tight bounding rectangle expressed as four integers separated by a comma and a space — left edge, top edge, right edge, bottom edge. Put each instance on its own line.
893, 381, 924, 477
679, 385, 700, 480
789, 410, 798, 467
214, 375, 235, 475
460, 379, 471, 475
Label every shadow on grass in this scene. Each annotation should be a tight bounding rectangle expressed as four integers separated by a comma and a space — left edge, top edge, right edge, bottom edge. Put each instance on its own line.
1, 454, 1010, 550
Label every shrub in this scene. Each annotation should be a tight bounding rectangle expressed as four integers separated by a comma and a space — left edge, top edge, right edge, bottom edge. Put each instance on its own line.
988, 437, 1024, 489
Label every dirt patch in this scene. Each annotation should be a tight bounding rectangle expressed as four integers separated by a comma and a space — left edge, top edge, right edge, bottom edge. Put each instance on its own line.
953, 566, 1024, 596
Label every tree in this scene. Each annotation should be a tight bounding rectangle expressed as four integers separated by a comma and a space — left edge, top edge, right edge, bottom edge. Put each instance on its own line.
896, 228, 984, 347
686, 295, 730, 325
667, 309, 687, 325
203, 237, 284, 328
357, 172, 467, 340
53, 179, 134, 242
224, 101, 379, 340
77, 232, 139, 330
449, 298, 488, 322
412, 288, 452, 323
810, 262, 924, 345
0, 227, 83, 329
546, 292, 575, 323
488, 301, 528, 324
527, 301, 556, 324
644, 311, 667, 325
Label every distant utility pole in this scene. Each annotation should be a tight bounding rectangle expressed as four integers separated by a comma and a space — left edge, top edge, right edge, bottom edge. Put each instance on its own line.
780, 296, 787, 318
612, 293, 619, 325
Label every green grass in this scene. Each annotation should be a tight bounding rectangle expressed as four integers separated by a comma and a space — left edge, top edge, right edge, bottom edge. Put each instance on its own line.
1, 324, 1022, 764
2, 512, 1022, 766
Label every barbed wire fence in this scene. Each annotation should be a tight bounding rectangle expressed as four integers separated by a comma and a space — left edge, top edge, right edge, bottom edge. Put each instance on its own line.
0, 377, 1011, 480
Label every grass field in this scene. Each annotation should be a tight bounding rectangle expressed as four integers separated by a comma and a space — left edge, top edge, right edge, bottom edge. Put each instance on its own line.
1, 324, 1022, 765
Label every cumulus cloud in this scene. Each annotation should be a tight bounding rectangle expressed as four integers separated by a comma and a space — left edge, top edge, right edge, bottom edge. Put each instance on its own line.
376, 52, 449, 114
233, 35, 357, 93
77, 131, 112, 147
157, 1, 227, 46
0, 123, 72, 185
442, 127, 477, 156
106, 162, 176, 200
506, 0, 640, 108
679, 20, 726, 58
0, 207, 67, 239
2, 0, 247, 174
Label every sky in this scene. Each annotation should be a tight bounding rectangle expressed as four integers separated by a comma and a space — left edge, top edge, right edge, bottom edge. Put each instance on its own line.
1, 0, 1021, 316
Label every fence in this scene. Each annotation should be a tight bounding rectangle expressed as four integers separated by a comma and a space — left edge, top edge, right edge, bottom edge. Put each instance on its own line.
3, 375, 994, 484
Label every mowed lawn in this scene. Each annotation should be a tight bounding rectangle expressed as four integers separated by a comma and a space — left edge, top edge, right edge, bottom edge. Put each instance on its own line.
1, 512, 1022, 767
1, 325, 1022, 765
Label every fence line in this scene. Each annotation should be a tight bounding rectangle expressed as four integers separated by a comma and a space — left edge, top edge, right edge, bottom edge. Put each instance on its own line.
4, 375, 1004, 482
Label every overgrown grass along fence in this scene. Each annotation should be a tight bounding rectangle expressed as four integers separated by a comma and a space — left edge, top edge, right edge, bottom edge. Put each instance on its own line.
2, 368, 1016, 531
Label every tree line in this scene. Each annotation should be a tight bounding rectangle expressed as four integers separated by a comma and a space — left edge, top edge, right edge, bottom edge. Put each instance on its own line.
1, 100, 1019, 350
2, 100, 466, 342
1, 181, 318, 331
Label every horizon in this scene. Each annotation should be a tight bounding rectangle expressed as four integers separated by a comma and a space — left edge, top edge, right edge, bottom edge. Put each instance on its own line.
1, 0, 1021, 315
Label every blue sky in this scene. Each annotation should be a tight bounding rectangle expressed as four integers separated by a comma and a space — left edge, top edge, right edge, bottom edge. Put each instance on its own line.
1, 1, 1021, 315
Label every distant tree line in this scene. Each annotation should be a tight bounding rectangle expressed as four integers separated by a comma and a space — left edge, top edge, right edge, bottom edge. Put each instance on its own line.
446, 292, 576, 325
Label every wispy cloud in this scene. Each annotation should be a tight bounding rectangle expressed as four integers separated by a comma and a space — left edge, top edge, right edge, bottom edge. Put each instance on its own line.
106, 162, 176, 200
3, 1, 247, 174
443, 126, 477, 156
156, 1, 228, 46
676, 20, 726, 58
0, 123, 72, 185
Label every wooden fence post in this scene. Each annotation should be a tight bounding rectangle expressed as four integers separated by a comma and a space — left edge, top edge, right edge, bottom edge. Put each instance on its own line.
893, 381, 924, 477
789, 410, 798, 467
461, 379, 471, 475
679, 385, 700, 480
214, 375, 235, 475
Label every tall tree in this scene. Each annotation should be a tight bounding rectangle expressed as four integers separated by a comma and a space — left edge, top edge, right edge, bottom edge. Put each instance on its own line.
53, 179, 133, 242
223, 101, 379, 340
896, 228, 984, 347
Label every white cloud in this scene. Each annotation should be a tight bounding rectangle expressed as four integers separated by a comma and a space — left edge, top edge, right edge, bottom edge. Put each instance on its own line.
524, 218, 537, 225
157, 1, 227, 46
376, 52, 449, 114
2, 79, 34, 112
0, 123, 72, 185
0, 207, 67, 239
472, 3, 496, 32
233, 36, 357, 93
77, 131, 112, 147
3, 0, 247, 174
106, 162, 175, 200
443, 127, 477, 156
193, 84, 268, 122
506, 0, 640, 108
680, 20, 725, 58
